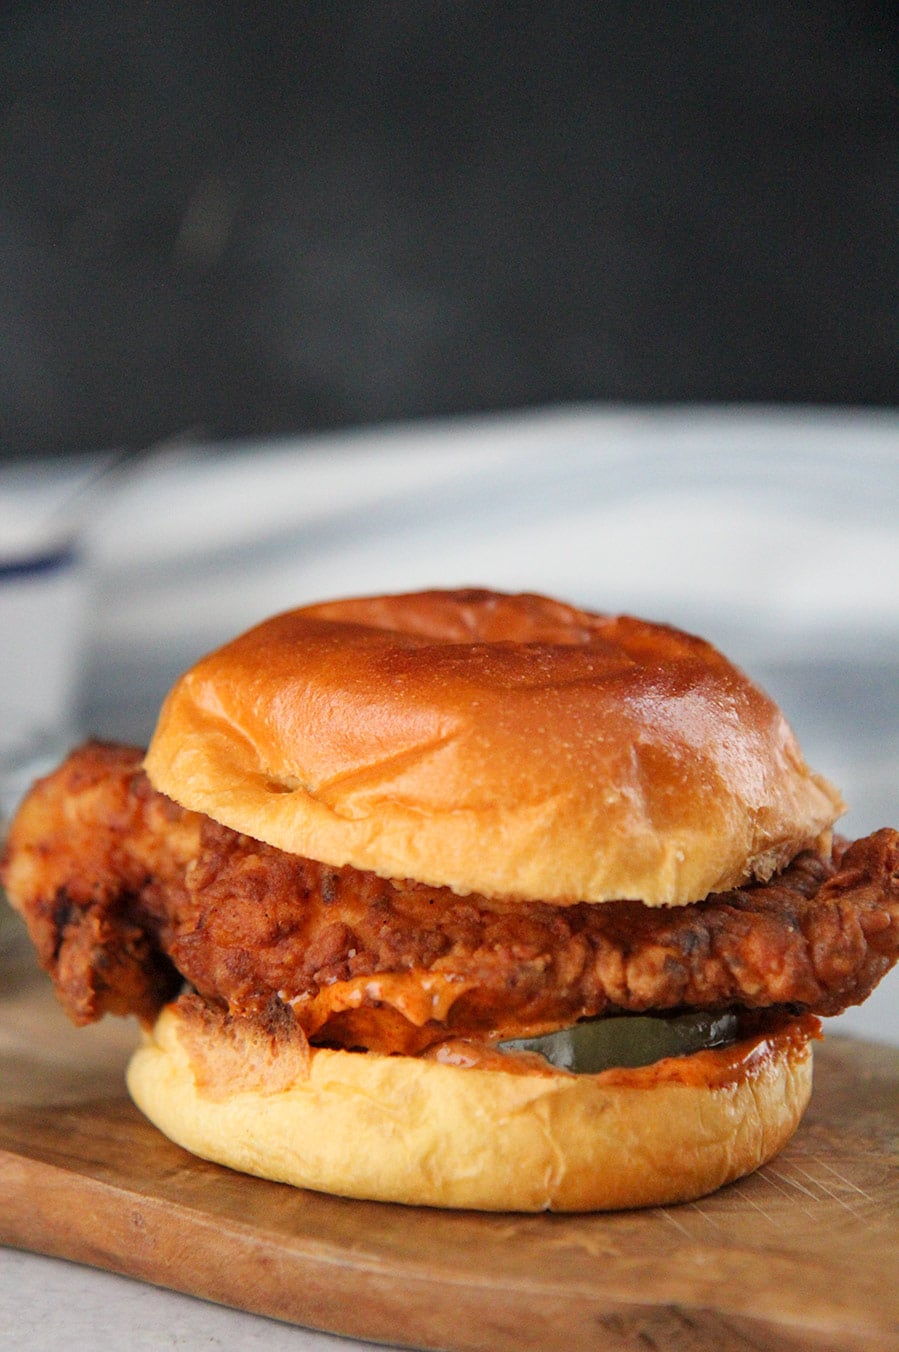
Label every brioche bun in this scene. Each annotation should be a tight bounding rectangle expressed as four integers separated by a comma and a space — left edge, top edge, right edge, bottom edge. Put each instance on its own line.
127, 1002, 816, 1212
144, 588, 843, 906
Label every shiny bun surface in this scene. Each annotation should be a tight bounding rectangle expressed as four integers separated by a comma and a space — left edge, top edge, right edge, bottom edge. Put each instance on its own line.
144, 589, 843, 904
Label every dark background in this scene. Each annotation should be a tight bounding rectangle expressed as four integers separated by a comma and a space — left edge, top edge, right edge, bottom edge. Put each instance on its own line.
1, 1, 896, 459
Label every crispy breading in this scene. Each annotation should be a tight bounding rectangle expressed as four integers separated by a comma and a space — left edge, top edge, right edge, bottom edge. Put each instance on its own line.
3, 742, 898, 1052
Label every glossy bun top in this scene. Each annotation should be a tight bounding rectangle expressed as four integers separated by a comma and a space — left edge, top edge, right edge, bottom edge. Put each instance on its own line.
144, 589, 844, 904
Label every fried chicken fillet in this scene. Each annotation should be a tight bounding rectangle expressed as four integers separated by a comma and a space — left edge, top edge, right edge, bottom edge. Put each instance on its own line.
4, 741, 898, 1057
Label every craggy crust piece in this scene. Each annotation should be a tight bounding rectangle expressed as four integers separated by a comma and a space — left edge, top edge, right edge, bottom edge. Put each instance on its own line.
144, 589, 844, 906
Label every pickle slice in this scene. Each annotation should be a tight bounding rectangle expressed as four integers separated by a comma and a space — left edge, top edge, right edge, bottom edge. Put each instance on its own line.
498, 1010, 740, 1074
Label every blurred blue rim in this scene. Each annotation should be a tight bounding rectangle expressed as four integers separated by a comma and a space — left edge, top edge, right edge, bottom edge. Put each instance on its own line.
0, 544, 79, 580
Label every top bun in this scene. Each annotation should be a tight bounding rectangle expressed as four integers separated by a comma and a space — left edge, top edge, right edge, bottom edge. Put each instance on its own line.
144, 589, 844, 905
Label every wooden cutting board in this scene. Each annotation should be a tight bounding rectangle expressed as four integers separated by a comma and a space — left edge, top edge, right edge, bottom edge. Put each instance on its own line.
1, 906, 897, 1352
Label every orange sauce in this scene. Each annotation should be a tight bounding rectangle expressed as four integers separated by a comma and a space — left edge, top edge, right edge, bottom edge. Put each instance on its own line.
289, 970, 473, 1028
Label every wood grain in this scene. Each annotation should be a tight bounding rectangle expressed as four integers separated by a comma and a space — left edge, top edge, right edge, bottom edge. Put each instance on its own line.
1, 904, 897, 1352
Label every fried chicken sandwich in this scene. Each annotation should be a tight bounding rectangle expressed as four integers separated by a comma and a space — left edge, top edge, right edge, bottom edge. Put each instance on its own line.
2, 588, 897, 1210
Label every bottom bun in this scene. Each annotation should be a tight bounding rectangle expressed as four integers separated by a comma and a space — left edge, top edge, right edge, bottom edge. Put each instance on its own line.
126, 1004, 816, 1212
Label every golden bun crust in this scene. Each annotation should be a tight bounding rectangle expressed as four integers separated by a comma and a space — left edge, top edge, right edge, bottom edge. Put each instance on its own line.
127, 1004, 815, 1212
144, 588, 844, 905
